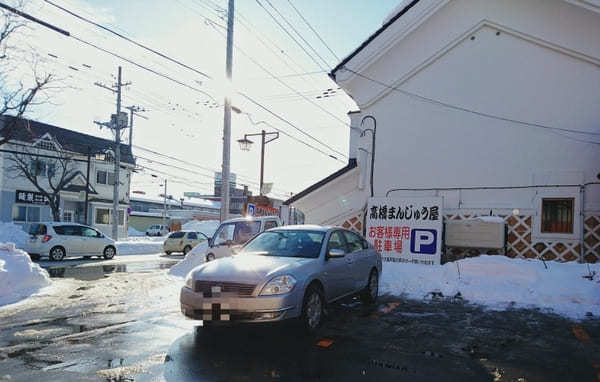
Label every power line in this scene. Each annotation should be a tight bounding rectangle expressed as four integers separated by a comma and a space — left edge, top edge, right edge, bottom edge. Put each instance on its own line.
263, 0, 331, 69
254, 0, 327, 72
43, 0, 212, 79
341, 67, 600, 141
239, 93, 347, 162
285, 0, 340, 62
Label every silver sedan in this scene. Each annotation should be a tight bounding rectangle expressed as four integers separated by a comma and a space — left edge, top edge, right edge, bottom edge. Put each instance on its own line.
180, 225, 382, 332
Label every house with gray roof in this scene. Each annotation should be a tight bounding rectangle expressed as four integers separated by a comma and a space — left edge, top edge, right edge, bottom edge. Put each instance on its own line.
0, 116, 135, 239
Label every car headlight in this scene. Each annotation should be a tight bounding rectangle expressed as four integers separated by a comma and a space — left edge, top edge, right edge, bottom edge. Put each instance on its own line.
185, 273, 194, 289
260, 275, 296, 296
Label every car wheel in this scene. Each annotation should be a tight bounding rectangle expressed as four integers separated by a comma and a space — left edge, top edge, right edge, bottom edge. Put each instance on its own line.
183, 245, 192, 255
300, 285, 324, 333
206, 253, 215, 262
103, 246, 116, 260
49, 246, 66, 261
360, 269, 379, 304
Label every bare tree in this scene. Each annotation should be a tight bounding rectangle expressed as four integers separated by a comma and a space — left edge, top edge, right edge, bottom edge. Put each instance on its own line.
7, 144, 79, 221
0, 1, 54, 145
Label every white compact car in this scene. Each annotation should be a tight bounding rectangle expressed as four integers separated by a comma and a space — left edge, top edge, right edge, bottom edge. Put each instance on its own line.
146, 224, 169, 236
25, 222, 117, 261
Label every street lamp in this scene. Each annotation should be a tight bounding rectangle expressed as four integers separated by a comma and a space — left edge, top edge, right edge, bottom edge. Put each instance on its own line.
237, 130, 279, 195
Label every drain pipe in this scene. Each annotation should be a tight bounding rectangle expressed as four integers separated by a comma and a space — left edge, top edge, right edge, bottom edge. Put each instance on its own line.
360, 115, 377, 198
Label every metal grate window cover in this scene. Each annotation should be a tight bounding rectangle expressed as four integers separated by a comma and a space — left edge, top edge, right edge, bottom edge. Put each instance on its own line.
195, 281, 256, 296
541, 198, 574, 234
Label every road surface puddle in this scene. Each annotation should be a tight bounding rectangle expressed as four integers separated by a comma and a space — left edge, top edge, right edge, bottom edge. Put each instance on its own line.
46, 262, 177, 280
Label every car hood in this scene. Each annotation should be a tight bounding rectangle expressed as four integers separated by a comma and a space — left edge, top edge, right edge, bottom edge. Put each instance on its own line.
191, 254, 315, 284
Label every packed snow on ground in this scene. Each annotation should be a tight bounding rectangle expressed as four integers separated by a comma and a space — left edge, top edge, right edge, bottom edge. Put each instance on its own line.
127, 226, 146, 237
0, 222, 29, 249
168, 241, 209, 277
181, 220, 220, 237
380, 255, 600, 320
116, 236, 164, 255
0, 242, 52, 306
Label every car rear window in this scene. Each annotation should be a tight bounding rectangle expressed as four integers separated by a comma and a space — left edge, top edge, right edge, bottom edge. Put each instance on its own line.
168, 231, 185, 239
28, 224, 47, 235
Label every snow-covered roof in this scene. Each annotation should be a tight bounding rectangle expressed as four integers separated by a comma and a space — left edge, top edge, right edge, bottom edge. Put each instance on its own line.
130, 196, 220, 209
382, 0, 411, 25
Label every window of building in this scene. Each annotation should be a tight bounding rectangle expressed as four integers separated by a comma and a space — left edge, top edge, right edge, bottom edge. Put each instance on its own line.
63, 210, 73, 222
95, 208, 124, 226
12, 205, 41, 222
29, 160, 55, 177
541, 198, 574, 234
96, 170, 115, 185
37, 139, 55, 151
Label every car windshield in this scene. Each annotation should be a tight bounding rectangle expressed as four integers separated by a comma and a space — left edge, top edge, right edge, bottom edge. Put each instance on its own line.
241, 230, 325, 258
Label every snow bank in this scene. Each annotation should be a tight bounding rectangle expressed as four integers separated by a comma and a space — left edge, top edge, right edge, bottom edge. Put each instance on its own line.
380, 255, 600, 319
168, 241, 208, 277
116, 237, 164, 255
182, 220, 220, 237
0, 222, 29, 249
127, 227, 146, 237
0, 242, 51, 306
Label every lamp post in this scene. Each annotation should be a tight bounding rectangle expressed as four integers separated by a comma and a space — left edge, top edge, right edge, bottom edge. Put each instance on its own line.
237, 130, 279, 195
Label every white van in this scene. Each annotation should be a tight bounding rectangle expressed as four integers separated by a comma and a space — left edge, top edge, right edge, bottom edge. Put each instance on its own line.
205, 216, 281, 261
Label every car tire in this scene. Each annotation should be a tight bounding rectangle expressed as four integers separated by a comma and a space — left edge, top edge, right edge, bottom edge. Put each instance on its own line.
103, 246, 116, 260
49, 246, 66, 261
183, 245, 192, 255
300, 284, 324, 333
360, 269, 379, 304
206, 253, 215, 262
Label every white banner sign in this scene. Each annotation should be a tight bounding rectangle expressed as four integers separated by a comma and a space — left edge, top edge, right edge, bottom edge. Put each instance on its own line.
366, 197, 443, 265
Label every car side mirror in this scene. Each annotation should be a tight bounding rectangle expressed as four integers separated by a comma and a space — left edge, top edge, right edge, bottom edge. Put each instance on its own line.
327, 248, 345, 259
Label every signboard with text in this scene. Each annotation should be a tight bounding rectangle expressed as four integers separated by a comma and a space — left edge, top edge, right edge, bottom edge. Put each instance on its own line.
366, 197, 443, 265
15, 190, 51, 205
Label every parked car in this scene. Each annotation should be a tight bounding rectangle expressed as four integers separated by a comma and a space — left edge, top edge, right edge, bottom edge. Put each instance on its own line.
146, 224, 169, 236
164, 230, 209, 255
24, 222, 117, 261
180, 225, 382, 332
205, 216, 281, 262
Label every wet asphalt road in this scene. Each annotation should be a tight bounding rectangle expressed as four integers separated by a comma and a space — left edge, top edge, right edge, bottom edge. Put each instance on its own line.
0, 258, 599, 382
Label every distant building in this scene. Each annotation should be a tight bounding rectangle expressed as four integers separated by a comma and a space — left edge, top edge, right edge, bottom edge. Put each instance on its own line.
211, 172, 252, 215
0, 116, 135, 238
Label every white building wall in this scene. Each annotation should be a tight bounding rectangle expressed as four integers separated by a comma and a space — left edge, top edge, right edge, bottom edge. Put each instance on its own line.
333, 0, 600, 261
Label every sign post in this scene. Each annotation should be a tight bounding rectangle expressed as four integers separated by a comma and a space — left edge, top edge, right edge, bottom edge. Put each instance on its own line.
366, 197, 443, 265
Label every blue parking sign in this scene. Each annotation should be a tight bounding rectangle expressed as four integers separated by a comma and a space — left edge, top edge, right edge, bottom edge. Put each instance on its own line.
247, 203, 255, 216
410, 229, 437, 254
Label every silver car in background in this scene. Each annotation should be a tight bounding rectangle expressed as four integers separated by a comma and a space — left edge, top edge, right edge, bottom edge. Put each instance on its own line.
180, 225, 382, 332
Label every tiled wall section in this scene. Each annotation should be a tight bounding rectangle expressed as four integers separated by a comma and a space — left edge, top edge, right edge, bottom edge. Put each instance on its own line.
445, 213, 600, 263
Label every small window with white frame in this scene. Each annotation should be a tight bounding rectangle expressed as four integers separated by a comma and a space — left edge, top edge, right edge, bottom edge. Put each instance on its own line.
541, 198, 574, 234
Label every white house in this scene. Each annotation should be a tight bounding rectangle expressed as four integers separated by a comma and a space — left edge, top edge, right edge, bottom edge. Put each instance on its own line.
285, 0, 600, 263
0, 116, 135, 238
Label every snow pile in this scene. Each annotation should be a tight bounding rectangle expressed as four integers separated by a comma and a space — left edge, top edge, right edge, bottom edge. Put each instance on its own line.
0, 222, 29, 249
0, 242, 51, 306
470, 216, 505, 223
127, 226, 146, 237
380, 255, 600, 319
168, 241, 209, 277
116, 237, 164, 255
182, 220, 220, 237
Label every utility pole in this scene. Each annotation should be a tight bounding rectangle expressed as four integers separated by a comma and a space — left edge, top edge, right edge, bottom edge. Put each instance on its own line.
84, 146, 91, 225
125, 105, 147, 147
94, 66, 130, 239
220, 0, 235, 222
162, 179, 167, 227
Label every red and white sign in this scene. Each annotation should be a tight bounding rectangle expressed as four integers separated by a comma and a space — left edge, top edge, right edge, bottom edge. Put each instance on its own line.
366, 197, 443, 265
